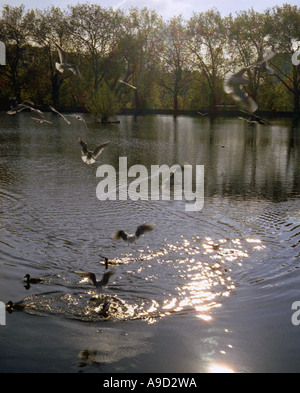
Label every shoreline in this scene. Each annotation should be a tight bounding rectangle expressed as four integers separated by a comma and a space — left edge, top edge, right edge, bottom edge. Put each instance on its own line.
1, 105, 298, 118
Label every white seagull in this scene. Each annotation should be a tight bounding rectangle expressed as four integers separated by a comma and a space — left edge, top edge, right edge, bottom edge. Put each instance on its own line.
224, 68, 258, 114
55, 42, 82, 79
7, 101, 44, 117
31, 117, 53, 125
49, 105, 71, 125
114, 224, 155, 244
72, 114, 88, 128
224, 50, 276, 114
254, 50, 275, 75
119, 80, 137, 90
79, 138, 110, 165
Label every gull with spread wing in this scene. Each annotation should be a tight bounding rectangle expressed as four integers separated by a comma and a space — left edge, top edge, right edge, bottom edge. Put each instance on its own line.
79, 138, 110, 165
224, 50, 276, 114
75, 271, 114, 290
55, 42, 82, 79
114, 224, 155, 244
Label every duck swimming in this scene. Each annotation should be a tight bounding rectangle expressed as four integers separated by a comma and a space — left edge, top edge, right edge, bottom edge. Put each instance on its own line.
100, 257, 109, 269
24, 274, 44, 284
114, 224, 155, 244
79, 138, 110, 165
6, 301, 26, 312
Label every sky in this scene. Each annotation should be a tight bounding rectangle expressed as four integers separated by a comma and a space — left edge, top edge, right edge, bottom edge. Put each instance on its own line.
0, 0, 298, 20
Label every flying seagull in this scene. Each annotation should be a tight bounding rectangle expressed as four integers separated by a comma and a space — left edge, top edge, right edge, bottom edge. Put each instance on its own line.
7, 105, 28, 115
114, 224, 155, 244
224, 68, 258, 114
23, 104, 45, 117
224, 50, 276, 114
255, 50, 275, 75
55, 42, 82, 79
79, 138, 110, 165
49, 105, 71, 125
239, 111, 271, 125
31, 117, 53, 125
7, 101, 44, 117
75, 271, 114, 290
72, 114, 88, 128
119, 80, 137, 90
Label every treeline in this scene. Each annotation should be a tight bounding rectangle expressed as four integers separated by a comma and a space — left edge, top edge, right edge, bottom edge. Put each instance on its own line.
0, 3, 299, 118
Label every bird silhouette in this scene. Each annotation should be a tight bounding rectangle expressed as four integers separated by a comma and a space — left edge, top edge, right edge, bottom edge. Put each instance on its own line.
6, 301, 26, 312
98, 297, 111, 317
24, 274, 44, 284
114, 224, 155, 244
75, 271, 114, 290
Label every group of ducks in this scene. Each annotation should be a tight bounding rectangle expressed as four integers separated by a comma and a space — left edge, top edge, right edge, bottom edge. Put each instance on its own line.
5, 40, 154, 315
6, 224, 155, 317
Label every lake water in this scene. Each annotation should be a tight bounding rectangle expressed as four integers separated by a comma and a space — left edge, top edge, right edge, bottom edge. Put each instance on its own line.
0, 112, 299, 373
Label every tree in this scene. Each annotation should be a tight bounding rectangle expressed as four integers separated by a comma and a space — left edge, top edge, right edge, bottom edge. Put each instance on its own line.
268, 4, 300, 114
67, 4, 123, 90
0, 5, 29, 100
188, 9, 227, 113
159, 16, 191, 115
117, 7, 164, 112
225, 9, 275, 107
86, 82, 120, 122
26, 6, 71, 106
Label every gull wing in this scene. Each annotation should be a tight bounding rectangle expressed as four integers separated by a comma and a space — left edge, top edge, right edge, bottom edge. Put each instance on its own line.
55, 43, 67, 64
100, 271, 114, 287
31, 117, 53, 124
224, 69, 258, 114
69, 64, 82, 79
78, 138, 89, 154
119, 80, 137, 90
49, 105, 71, 124
93, 141, 110, 158
135, 224, 155, 238
114, 230, 128, 241
252, 50, 276, 67
76, 272, 97, 286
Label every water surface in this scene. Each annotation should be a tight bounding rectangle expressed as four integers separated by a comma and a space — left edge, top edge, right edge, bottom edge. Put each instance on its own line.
0, 112, 299, 372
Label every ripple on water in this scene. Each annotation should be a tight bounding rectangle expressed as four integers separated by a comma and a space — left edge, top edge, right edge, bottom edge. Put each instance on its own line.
12, 291, 136, 322
0, 188, 24, 215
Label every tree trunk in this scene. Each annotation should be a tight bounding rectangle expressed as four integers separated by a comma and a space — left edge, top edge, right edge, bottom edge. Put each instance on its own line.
51, 74, 60, 106
294, 91, 300, 114
173, 93, 178, 117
